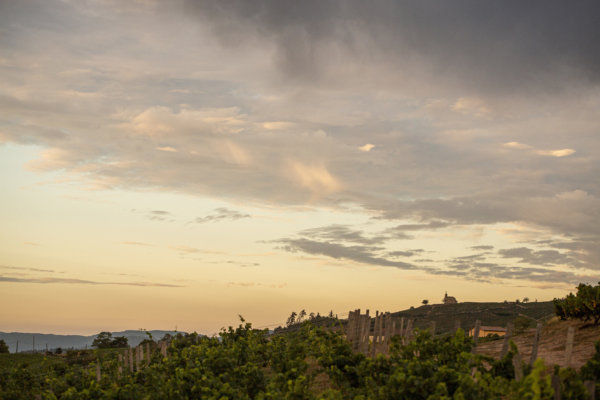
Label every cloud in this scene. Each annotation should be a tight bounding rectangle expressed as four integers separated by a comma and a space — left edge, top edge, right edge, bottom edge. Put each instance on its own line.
0, 265, 56, 273
298, 224, 389, 245
498, 247, 576, 266
288, 161, 342, 197
156, 146, 177, 152
0, 275, 183, 287
193, 207, 250, 223
1, 0, 599, 290
359, 144, 375, 152
277, 237, 416, 270
187, 0, 600, 95
535, 149, 576, 158
147, 210, 173, 222
121, 241, 154, 247
471, 245, 494, 251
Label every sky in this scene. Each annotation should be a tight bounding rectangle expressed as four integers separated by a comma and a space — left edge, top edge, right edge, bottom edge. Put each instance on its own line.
1, 0, 599, 336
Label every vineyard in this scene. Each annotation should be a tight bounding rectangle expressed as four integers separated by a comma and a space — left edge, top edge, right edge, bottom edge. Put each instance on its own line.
1, 317, 600, 399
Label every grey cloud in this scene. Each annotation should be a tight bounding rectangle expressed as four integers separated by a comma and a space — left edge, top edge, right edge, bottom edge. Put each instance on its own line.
0, 275, 183, 287
193, 207, 250, 223
298, 224, 389, 245
498, 247, 576, 266
386, 250, 416, 258
188, 0, 600, 94
277, 238, 416, 270
471, 245, 494, 251
275, 236, 595, 285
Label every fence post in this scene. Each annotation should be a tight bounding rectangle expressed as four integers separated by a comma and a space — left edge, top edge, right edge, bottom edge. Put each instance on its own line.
584, 380, 596, 400
128, 347, 133, 373
160, 341, 167, 358
404, 319, 414, 344
117, 354, 123, 379
530, 323, 543, 366
429, 321, 436, 336
361, 313, 371, 354
454, 319, 461, 333
513, 351, 524, 382
471, 320, 481, 353
500, 322, 513, 358
96, 363, 101, 383
146, 342, 151, 364
552, 374, 561, 400
565, 326, 575, 368
346, 311, 354, 342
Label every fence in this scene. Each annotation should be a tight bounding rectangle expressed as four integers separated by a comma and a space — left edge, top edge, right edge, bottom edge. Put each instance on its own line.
345, 309, 597, 400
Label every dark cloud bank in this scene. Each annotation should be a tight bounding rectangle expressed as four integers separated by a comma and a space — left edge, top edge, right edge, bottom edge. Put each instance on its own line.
188, 0, 600, 94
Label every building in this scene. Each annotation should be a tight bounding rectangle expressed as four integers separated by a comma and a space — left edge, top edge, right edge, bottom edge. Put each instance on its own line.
442, 292, 458, 304
469, 326, 507, 338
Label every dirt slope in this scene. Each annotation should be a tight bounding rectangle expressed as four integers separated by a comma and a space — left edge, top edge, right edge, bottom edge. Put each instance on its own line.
475, 318, 600, 369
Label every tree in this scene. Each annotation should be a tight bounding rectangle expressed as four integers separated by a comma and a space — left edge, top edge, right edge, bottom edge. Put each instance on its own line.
523, 297, 529, 303
554, 282, 600, 325
0, 339, 8, 353
92, 332, 113, 349
92, 331, 129, 348
298, 309, 306, 322
111, 336, 129, 348
422, 299, 429, 305
286, 311, 297, 327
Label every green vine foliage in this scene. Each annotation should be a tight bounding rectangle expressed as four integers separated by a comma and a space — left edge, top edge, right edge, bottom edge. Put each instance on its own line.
554, 282, 600, 325
1, 320, 599, 399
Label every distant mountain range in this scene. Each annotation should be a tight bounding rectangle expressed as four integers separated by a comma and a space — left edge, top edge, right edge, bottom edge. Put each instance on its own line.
0, 330, 183, 353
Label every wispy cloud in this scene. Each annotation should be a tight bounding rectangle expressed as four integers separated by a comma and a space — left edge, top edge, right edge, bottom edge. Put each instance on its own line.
193, 208, 250, 224
121, 241, 154, 247
0, 265, 56, 273
0, 276, 183, 287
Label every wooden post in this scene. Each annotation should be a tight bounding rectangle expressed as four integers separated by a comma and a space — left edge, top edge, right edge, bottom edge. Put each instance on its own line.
117, 354, 123, 379
404, 319, 413, 343
513, 352, 523, 382
361, 314, 371, 354
398, 317, 405, 338
353, 313, 363, 352
371, 313, 382, 358
377, 313, 384, 354
429, 321, 436, 336
128, 347, 133, 373
565, 326, 575, 368
501, 322, 513, 358
384, 314, 394, 354
346, 311, 353, 342
454, 319, 461, 333
136, 346, 141, 371
471, 320, 481, 353
584, 380, 596, 400
96, 363, 101, 383
552, 374, 561, 400
146, 342, 151, 364
530, 323, 543, 366
160, 341, 167, 358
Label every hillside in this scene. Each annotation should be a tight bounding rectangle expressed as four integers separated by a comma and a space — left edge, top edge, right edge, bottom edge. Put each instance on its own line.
476, 318, 600, 369
390, 300, 555, 334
